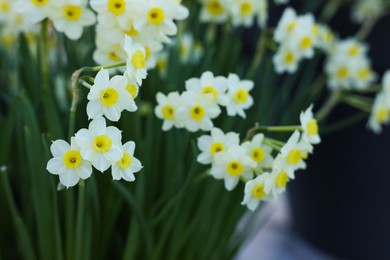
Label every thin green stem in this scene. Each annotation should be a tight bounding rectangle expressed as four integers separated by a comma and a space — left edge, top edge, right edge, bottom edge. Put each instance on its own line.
321, 111, 368, 134
246, 29, 268, 79
319, 0, 341, 22
79, 80, 92, 89
316, 88, 343, 122
356, 13, 382, 40
258, 125, 303, 132
68, 69, 82, 140
74, 180, 85, 260
341, 96, 372, 112
354, 85, 382, 93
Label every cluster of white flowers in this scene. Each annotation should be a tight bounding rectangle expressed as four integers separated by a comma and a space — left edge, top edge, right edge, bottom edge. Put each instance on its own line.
351, 0, 384, 24
325, 38, 376, 90
195, 105, 321, 211
47, 69, 143, 188
91, 0, 188, 69
199, 0, 268, 28
368, 71, 390, 133
12, 0, 96, 40
154, 71, 254, 132
273, 8, 336, 74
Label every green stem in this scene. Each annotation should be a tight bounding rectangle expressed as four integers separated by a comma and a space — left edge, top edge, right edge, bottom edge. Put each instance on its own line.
316, 88, 343, 122
356, 13, 382, 40
68, 69, 82, 139
341, 96, 372, 113
321, 112, 368, 134
74, 180, 85, 260
319, 0, 341, 22
246, 29, 268, 79
354, 85, 382, 93
258, 125, 303, 132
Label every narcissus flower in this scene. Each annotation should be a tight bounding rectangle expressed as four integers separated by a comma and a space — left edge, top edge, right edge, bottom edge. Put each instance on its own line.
197, 127, 240, 165
75, 117, 123, 172
124, 35, 148, 85
368, 92, 390, 134
300, 104, 321, 144
241, 173, 274, 211
14, 0, 54, 24
47, 138, 92, 188
111, 141, 143, 181
211, 145, 256, 191
154, 91, 184, 131
87, 69, 135, 122
224, 73, 254, 118
241, 133, 273, 170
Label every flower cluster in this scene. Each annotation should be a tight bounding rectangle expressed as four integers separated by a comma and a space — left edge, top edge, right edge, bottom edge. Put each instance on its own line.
273, 8, 335, 74
91, 0, 188, 68
196, 105, 321, 211
368, 71, 390, 133
198, 0, 268, 28
154, 71, 254, 132
325, 38, 376, 90
14, 0, 96, 40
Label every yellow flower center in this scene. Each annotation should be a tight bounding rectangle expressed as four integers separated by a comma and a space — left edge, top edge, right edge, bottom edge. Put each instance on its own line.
32, 0, 48, 6
376, 108, 389, 123
118, 152, 132, 169
252, 184, 266, 199
147, 7, 165, 25
358, 67, 371, 80
240, 2, 252, 15
251, 147, 265, 163
287, 149, 303, 165
336, 67, 348, 80
284, 51, 295, 64
287, 20, 297, 33
126, 84, 138, 99
210, 142, 225, 156
347, 45, 359, 57
132, 50, 146, 69
226, 161, 244, 176
0, 2, 9, 12
100, 88, 119, 107
108, 51, 121, 62
306, 119, 318, 136
64, 5, 82, 21
162, 105, 175, 120
275, 171, 288, 188
234, 88, 249, 104
62, 150, 82, 169
124, 23, 138, 37
300, 36, 312, 49
202, 86, 218, 101
206, 1, 223, 16
108, 0, 126, 15
93, 135, 112, 152
190, 105, 205, 121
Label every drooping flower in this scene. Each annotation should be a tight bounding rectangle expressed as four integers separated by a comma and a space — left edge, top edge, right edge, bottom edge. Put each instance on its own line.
46, 138, 92, 188
300, 104, 321, 145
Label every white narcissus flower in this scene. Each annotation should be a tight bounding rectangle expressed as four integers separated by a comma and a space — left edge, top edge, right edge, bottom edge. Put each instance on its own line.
124, 76, 139, 111
177, 91, 221, 132
211, 145, 256, 191
75, 117, 123, 172
200, 0, 229, 24
87, 69, 135, 122
14, 0, 55, 24
46, 137, 92, 188
241, 172, 274, 211
124, 35, 147, 85
300, 104, 321, 145
111, 141, 143, 181
223, 73, 254, 118
154, 91, 184, 131
90, 0, 133, 29
197, 127, 240, 165
274, 7, 298, 44
270, 168, 290, 196
273, 43, 302, 74
229, 0, 258, 28
185, 71, 228, 106
241, 133, 273, 170
50, 0, 96, 40
368, 92, 390, 134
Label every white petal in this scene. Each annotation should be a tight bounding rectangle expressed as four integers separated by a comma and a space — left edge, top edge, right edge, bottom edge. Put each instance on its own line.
59, 169, 80, 188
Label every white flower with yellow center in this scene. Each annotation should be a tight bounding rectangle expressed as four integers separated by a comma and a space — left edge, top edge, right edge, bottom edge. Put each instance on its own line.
273, 44, 302, 74
230, 0, 258, 28
200, 0, 229, 24
350, 59, 376, 90
270, 168, 291, 196
351, 0, 383, 24
316, 24, 335, 53
272, 154, 296, 180
274, 7, 298, 43
46, 138, 92, 188
300, 104, 320, 145
75, 117, 123, 172
179, 32, 194, 64
224, 73, 254, 118
111, 141, 143, 181
278, 131, 312, 172
124, 76, 139, 111
133, 0, 188, 40
288, 14, 315, 58
241, 133, 273, 171
185, 71, 228, 106
154, 91, 184, 131
368, 92, 390, 134
93, 33, 127, 65
49, 0, 96, 40
325, 58, 352, 90
0, 0, 12, 23
124, 35, 148, 85
177, 91, 221, 132
241, 172, 274, 211
90, 0, 133, 29
197, 127, 240, 165
14, 0, 54, 24
87, 69, 134, 122
211, 145, 256, 191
